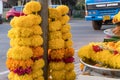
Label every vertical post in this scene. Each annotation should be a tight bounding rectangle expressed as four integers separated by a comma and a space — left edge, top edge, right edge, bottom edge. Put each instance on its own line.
38, 0, 48, 80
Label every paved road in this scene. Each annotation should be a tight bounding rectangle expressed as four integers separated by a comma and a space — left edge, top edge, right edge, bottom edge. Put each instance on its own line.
0, 19, 114, 80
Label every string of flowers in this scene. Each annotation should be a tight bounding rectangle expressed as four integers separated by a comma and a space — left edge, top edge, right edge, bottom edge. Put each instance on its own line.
56, 5, 76, 80
78, 41, 120, 69
48, 6, 65, 80
6, 1, 45, 80
48, 5, 76, 80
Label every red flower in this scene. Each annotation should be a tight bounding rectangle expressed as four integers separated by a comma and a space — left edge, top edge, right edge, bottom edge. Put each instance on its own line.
92, 45, 102, 52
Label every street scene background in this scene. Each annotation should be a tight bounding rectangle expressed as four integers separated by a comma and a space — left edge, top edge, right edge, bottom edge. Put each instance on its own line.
0, 19, 114, 80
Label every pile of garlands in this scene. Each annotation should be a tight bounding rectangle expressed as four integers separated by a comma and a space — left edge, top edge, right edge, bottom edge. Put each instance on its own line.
6, 1, 45, 80
48, 5, 76, 80
78, 41, 120, 69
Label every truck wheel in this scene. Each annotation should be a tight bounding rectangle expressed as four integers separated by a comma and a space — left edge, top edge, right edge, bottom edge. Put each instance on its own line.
0, 19, 2, 24
92, 21, 102, 30
0, 17, 2, 24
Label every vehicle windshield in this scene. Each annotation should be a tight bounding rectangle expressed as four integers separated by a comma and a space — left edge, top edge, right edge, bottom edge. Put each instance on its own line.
14, 6, 23, 12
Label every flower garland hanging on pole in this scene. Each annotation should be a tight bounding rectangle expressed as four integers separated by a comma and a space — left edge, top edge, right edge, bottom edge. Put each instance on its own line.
6, 0, 45, 80
48, 5, 76, 80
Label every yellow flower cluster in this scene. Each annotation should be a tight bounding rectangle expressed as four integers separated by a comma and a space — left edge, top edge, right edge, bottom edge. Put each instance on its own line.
6, 1, 45, 80
23, 1, 41, 14
48, 5, 76, 80
78, 41, 120, 69
112, 11, 120, 24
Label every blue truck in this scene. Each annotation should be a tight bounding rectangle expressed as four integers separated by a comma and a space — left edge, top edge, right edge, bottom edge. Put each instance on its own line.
85, 0, 120, 30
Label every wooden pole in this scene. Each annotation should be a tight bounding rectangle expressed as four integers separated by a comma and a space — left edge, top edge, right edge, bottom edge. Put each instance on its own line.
38, 0, 48, 80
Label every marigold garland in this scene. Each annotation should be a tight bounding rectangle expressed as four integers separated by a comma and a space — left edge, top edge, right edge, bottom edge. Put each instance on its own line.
27, 14, 42, 25
78, 42, 120, 69
56, 5, 69, 16
32, 47, 44, 58
15, 16, 34, 28
8, 27, 33, 38
31, 35, 43, 46
49, 8, 60, 20
32, 59, 45, 70
61, 23, 71, 33
48, 49, 64, 60
49, 20, 62, 31
65, 39, 73, 48
31, 69, 43, 78
60, 15, 70, 25
65, 70, 76, 80
10, 38, 31, 47
64, 48, 74, 58
31, 25, 43, 35
65, 63, 74, 71
10, 35, 43, 47
10, 17, 18, 28
51, 70, 65, 80
49, 61, 65, 70
62, 32, 72, 40
8, 72, 33, 80
49, 39, 64, 49
23, 1, 41, 14
7, 1, 44, 80
6, 58, 33, 71
7, 46, 33, 60
49, 31, 62, 40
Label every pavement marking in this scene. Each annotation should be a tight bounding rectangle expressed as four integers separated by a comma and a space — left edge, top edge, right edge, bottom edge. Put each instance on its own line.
0, 70, 9, 75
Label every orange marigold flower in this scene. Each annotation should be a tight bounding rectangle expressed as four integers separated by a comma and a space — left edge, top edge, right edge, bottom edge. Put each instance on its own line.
49, 49, 64, 60
64, 48, 74, 58
6, 58, 33, 71
32, 47, 44, 58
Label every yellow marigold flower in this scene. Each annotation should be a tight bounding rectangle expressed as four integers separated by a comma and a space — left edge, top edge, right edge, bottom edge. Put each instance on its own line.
10, 37, 31, 47
31, 69, 43, 78
49, 8, 60, 20
7, 46, 33, 60
31, 35, 43, 47
51, 70, 65, 80
64, 48, 74, 58
49, 20, 62, 31
32, 59, 45, 70
60, 15, 70, 25
61, 23, 71, 33
49, 39, 64, 49
6, 58, 33, 71
65, 70, 76, 80
65, 39, 73, 48
32, 47, 44, 58
56, 5, 69, 15
49, 49, 64, 60
8, 72, 33, 80
49, 61, 65, 70
8, 27, 33, 38
78, 45, 93, 59
10, 17, 18, 27
31, 25, 43, 35
23, 1, 41, 14
49, 31, 62, 40
112, 11, 120, 24
65, 63, 74, 71
15, 16, 34, 28
62, 32, 72, 40
27, 14, 42, 25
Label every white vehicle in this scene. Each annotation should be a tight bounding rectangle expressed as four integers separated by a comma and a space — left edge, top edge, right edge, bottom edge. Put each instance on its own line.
0, 0, 3, 24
